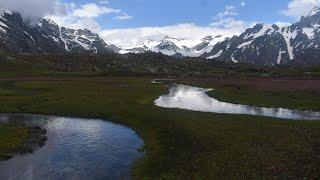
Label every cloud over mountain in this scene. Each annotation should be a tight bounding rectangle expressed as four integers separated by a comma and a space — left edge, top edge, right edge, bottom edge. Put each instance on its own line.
100, 23, 247, 48
282, 0, 320, 19
100, 4, 248, 48
0, 0, 65, 19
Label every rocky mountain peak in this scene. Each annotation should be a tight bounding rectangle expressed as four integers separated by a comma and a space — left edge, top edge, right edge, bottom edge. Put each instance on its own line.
157, 38, 180, 51
306, 7, 320, 17
0, 10, 117, 54
1, 10, 24, 26
201, 7, 320, 65
201, 35, 214, 42
299, 7, 320, 26
271, 24, 280, 31
163, 36, 184, 41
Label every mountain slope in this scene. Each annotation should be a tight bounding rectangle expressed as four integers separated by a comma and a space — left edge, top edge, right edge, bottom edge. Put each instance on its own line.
202, 7, 320, 65
0, 10, 117, 54
120, 35, 228, 58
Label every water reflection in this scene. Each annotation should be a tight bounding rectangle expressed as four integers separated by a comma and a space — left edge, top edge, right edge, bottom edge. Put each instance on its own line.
151, 79, 175, 84
154, 84, 320, 120
0, 114, 144, 180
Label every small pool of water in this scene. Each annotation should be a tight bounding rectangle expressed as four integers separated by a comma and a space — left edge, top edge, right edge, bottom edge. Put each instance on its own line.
154, 84, 320, 120
0, 114, 144, 180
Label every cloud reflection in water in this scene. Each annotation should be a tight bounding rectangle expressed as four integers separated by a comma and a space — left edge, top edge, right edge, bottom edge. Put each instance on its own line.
154, 84, 320, 120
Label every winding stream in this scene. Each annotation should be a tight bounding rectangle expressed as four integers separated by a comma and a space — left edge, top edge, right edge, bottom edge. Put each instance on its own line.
154, 84, 320, 120
0, 114, 144, 180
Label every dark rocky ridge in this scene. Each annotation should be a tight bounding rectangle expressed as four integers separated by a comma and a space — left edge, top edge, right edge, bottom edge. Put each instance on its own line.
0, 10, 117, 54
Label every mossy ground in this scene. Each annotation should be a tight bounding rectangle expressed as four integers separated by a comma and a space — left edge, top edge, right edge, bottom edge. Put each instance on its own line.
0, 124, 28, 160
0, 77, 319, 179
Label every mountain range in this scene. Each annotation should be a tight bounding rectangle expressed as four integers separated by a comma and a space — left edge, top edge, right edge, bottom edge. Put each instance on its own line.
0, 10, 118, 54
2, 8, 320, 65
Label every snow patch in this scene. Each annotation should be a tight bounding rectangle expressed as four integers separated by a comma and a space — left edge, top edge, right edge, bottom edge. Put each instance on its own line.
206, 50, 223, 59
23, 30, 35, 42
282, 28, 297, 60
302, 27, 315, 39
226, 42, 232, 50
231, 54, 239, 63
0, 27, 6, 33
0, 21, 8, 29
0, 21, 8, 34
37, 22, 43, 27
253, 25, 272, 39
295, 42, 302, 48
308, 7, 320, 16
74, 37, 91, 51
41, 34, 49, 38
190, 35, 227, 57
277, 49, 286, 64
166, 37, 200, 49
245, 24, 272, 40
155, 49, 179, 56
59, 27, 69, 51
0, 9, 12, 16
237, 40, 253, 49
49, 35, 60, 43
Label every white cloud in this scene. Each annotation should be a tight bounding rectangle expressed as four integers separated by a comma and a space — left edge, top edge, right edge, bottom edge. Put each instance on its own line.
210, 18, 246, 29
100, 4, 250, 48
0, 0, 131, 31
99, 1, 110, 5
275, 21, 291, 28
240, 1, 246, 7
114, 13, 133, 21
215, 5, 238, 19
73, 3, 120, 18
48, 2, 131, 32
100, 23, 246, 48
49, 15, 101, 32
282, 0, 320, 19
211, 5, 246, 31
0, 0, 65, 19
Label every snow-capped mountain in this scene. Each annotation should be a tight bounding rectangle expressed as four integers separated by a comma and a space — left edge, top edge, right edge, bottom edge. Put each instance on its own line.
202, 24, 289, 64
191, 35, 227, 57
120, 7, 320, 65
0, 10, 117, 54
120, 35, 228, 57
202, 7, 320, 65
2, 7, 320, 65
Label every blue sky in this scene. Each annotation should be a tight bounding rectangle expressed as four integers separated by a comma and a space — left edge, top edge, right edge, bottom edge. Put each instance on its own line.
62, 0, 295, 29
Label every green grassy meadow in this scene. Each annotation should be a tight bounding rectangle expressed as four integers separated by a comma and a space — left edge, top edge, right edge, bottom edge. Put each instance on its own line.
0, 77, 319, 179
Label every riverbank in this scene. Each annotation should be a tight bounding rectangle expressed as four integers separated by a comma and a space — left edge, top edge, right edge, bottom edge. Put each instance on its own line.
0, 77, 319, 179
0, 122, 47, 160
179, 78, 320, 111
0, 115, 142, 179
